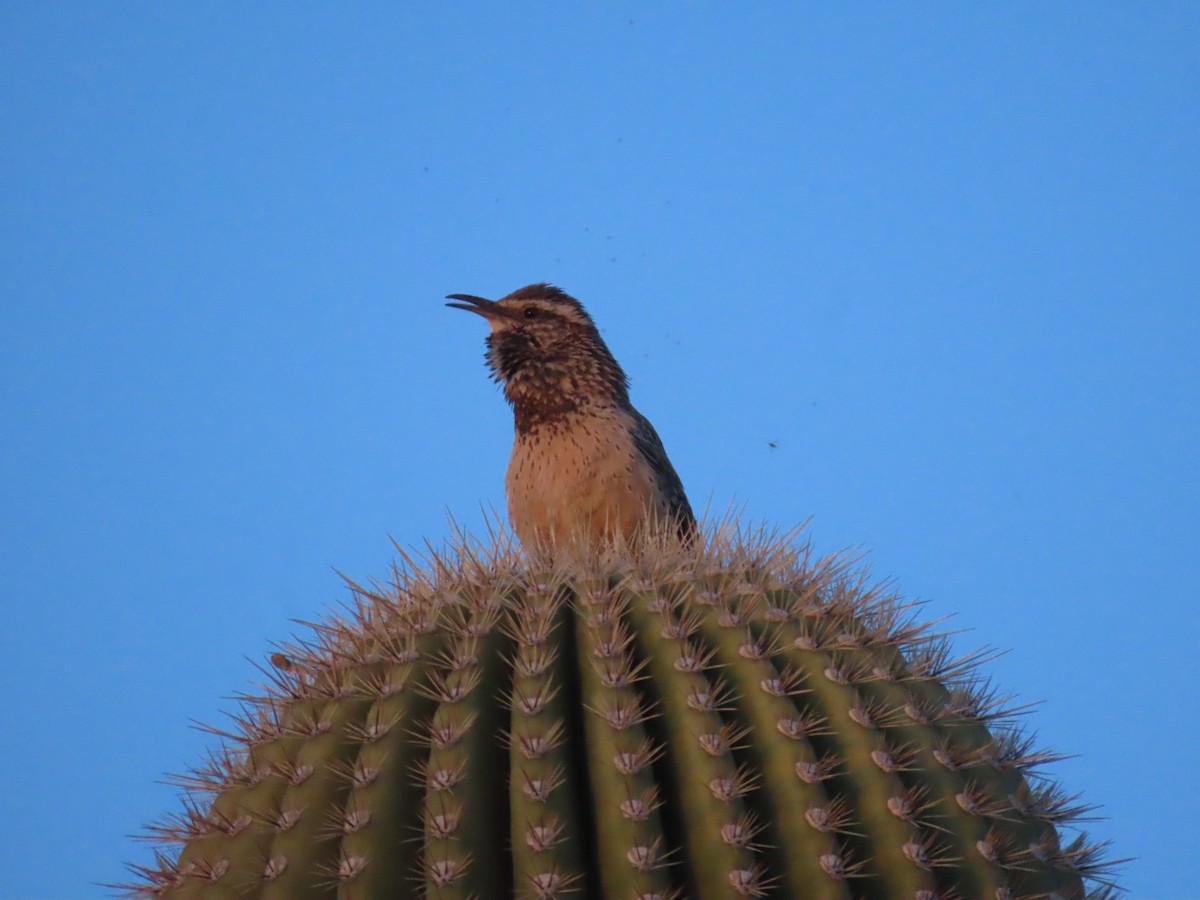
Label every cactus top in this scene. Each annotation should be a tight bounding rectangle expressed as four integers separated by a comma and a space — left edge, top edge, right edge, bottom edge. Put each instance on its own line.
127, 525, 1119, 899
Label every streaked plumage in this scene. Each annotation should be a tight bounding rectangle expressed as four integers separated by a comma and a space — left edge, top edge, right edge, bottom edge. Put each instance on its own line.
447, 283, 694, 551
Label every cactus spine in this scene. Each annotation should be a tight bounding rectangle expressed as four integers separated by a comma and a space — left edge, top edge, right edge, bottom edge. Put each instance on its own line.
128, 528, 1116, 898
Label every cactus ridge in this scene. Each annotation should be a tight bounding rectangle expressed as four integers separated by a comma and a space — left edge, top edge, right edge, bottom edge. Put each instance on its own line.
125, 524, 1119, 899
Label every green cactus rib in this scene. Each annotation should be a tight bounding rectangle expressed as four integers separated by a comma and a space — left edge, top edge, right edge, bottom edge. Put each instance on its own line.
574, 584, 675, 899
622, 574, 760, 898
127, 529, 1118, 899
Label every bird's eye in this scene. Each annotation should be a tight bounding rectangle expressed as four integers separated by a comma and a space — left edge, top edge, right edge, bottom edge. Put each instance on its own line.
523, 307, 539, 319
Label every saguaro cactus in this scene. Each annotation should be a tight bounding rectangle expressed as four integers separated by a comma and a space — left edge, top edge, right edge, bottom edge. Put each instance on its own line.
128, 527, 1116, 898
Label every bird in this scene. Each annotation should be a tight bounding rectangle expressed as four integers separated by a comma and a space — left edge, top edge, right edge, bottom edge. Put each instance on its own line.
446, 283, 695, 553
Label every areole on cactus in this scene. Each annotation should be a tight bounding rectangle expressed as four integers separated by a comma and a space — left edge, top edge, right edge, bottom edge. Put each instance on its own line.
126, 522, 1117, 899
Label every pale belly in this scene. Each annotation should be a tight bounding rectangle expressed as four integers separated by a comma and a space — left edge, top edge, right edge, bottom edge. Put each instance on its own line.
505, 419, 664, 548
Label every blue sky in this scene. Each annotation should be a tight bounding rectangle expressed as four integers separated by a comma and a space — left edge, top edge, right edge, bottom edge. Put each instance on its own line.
2, 4, 1196, 897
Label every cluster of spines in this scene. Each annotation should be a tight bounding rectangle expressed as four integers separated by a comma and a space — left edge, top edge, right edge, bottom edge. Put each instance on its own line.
126, 525, 1118, 899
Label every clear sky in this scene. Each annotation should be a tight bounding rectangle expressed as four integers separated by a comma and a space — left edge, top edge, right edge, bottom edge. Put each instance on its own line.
1, 4, 1196, 898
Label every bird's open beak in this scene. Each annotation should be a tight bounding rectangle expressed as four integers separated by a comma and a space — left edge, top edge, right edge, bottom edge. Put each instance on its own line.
446, 293, 516, 321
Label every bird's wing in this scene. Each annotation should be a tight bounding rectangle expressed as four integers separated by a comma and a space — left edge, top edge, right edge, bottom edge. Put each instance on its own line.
629, 408, 696, 539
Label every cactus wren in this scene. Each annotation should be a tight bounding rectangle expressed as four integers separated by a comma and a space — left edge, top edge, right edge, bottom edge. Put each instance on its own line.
447, 283, 695, 551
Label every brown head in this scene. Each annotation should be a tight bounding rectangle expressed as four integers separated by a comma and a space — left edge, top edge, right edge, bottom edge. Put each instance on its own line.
447, 283, 630, 431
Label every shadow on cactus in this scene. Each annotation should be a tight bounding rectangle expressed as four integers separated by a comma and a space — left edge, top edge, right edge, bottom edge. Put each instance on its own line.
124, 521, 1119, 899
